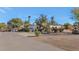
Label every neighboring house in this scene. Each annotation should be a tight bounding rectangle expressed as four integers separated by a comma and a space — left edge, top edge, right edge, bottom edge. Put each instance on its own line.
50, 25, 64, 29
29, 24, 36, 32
19, 24, 36, 32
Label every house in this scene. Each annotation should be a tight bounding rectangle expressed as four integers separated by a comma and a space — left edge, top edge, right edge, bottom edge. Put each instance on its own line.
50, 25, 64, 29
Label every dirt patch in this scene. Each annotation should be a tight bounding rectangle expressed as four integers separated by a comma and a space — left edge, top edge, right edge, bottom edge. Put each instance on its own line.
30, 33, 79, 51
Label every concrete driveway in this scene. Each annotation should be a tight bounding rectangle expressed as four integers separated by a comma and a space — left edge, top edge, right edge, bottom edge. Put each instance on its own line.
0, 32, 64, 51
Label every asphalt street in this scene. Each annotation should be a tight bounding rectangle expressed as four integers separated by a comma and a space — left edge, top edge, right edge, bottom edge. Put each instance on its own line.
0, 32, 64, 51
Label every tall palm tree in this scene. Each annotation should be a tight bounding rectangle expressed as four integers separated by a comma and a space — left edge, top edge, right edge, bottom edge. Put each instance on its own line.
24, 16, 31, 32
50, 16, 57, 25
28, 16, 31, 23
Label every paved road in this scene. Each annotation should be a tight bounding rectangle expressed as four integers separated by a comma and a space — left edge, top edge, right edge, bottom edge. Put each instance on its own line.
0, 32, 64, 51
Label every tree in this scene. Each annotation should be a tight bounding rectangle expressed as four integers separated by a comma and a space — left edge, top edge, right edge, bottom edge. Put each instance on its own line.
50, 16, 57, 25
0, 23, 7, 30
35, 14, 50, 33
35, 14, 48, 27
73, 22, 79, 28
35, 14, 48, 33
7, 18, 23, 29
28, 16, 31, 22
24, 20, 30, 32
24, 20, 30, 27
23, 16, 31, 32
64, 23, 71, 29
35, 18, 39, 25
74, 22, 79, 26
39, 14, 48, 27
72, 8, 79, 29
72, 8, 79, 21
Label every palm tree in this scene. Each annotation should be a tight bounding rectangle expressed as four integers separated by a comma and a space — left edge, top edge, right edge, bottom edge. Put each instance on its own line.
50, 16, 57, 25
28, 16, 31, 23
23, 16, 31, 32
24, 20, 30, 32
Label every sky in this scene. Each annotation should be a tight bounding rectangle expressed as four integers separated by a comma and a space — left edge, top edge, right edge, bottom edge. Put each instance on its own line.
0, 7, 76, 25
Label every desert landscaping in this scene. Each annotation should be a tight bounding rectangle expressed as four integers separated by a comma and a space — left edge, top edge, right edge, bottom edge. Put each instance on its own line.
18, 30, 79, 51
0, 7, 79, 51
30, 33, 79, 51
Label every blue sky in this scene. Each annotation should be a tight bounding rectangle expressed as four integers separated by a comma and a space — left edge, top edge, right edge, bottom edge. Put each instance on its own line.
0, 7, 75, 24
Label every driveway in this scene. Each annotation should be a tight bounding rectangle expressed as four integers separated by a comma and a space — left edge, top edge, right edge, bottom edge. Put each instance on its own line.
0, 32, 64, 51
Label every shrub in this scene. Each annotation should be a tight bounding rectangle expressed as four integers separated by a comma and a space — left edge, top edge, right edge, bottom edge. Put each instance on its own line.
34, 28, 40, 36
25, 27, 30, 32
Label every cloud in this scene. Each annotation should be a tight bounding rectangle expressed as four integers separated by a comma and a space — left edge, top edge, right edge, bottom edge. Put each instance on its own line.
0, 8, 6, 14
0, 7, 13, 18
0, 7, 12, 14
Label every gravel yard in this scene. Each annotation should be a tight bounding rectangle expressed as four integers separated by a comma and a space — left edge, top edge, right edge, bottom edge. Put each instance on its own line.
24, 32, 79, 51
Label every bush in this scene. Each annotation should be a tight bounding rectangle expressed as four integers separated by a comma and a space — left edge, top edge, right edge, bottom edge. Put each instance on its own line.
25, 28, 30, 32
34, 28, 40, 36
59, 28, 64, 32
